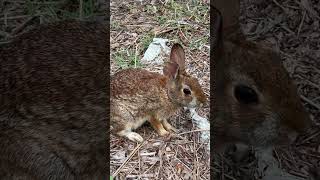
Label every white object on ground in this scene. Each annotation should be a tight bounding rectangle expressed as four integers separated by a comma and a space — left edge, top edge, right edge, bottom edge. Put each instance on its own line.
255, 148, 305, 180
141, 38, 171, 64
188, 108, 210, 151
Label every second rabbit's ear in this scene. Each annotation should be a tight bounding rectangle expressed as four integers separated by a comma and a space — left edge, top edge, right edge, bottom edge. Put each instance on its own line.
163, 61, 180, 80
212, 0, 240, 36
211, 5, 224, 60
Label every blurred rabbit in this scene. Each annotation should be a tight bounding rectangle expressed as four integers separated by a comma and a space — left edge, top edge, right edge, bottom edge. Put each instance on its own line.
111, 44, 207, 142
0, 20, 108, 180
211, 0, 314, 179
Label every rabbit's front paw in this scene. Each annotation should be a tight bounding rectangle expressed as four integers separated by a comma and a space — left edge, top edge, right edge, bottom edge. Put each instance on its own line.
158, 128, 170, 136
127, 132, 144, 142
149, 117, 170, 136
162, 120, 178, 133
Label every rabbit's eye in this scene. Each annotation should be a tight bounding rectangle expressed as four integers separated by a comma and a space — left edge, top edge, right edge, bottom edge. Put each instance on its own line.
234, 85, 258, 104
183, 88, 191, 95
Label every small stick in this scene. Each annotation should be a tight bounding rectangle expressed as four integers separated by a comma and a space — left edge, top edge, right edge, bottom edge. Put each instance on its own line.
3, 12, 7, 28
79, 0, 83, 19
297, 75, 320, 90
178, 129, 209, 136
155, 27, 178, 36
125, 24, 154, 27
301, 95, 320, 110
112, 140, 147, 177
0, 15, 29, 21
298, 131, 320, 144
113, 29, 124, 41
272, 0, 288, 13
11, 16, 37, 35
297, 10, 306, 36
273, 149, 282, 168
156, 142, 167, 179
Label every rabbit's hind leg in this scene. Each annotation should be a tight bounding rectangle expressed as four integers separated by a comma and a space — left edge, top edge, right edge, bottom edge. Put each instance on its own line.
149, 116, 169, 136
117, 129, 144, 143
111, 104, 144, 143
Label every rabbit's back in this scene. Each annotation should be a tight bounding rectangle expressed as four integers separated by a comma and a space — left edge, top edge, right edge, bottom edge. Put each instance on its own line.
0, 20, 108, 180
111, 68, 167, 97
111, 68, 179, 129
111, 68, 173, 113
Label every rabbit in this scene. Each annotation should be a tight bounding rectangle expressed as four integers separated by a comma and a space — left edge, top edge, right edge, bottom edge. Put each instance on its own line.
211, 0, 315, 179
0, 19, 108, 180
111, 44, 207, 142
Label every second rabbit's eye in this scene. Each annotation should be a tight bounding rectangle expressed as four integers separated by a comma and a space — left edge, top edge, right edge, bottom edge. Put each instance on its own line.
234, 84, 258, 104
183, 88, 191, 95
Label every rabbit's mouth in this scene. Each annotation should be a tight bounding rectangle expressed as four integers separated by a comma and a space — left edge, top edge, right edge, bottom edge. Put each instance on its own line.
186, 97, 202, 108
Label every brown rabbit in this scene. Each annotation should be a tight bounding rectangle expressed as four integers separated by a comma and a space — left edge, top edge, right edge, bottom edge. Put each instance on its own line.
211, 0, 314, 179
111, 44, 207, 142
212, 0, 312, 154
0, 20, 108, 180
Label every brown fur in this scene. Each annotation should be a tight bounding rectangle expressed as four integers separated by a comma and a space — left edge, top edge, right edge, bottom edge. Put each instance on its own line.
0, 20, 108, 179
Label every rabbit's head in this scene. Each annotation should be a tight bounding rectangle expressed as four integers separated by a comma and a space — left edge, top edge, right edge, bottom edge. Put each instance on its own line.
211, 3, 312, 150
163, 44, 207, 109
215, 38, 312, 147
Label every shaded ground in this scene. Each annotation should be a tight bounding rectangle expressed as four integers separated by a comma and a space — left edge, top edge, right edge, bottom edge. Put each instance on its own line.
110, 0, 210, 179
213, 0, 320, 179
0, 0, 106, 43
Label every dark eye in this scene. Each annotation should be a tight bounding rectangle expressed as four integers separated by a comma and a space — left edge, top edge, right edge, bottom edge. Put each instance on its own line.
234, 85, 258, 104
183, 88, 191, 95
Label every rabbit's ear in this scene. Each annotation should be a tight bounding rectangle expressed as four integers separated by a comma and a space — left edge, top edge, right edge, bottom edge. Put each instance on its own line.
212, 0, 240, 36
211, 6, 224, 60
170, 44, 185, 71
163, 61, 180, 80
